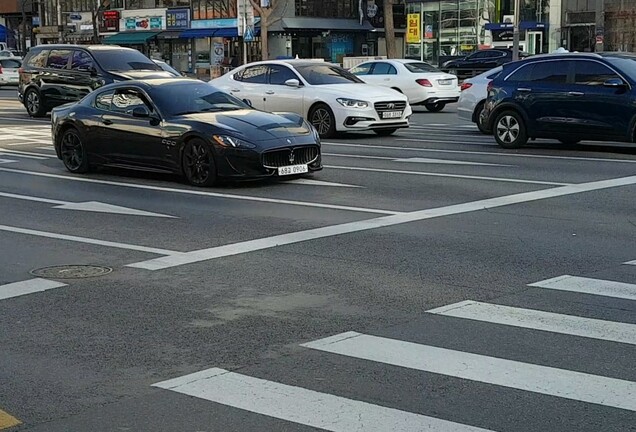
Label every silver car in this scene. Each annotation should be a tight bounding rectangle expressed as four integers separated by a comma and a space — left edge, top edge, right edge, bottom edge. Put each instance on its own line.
0, 57, 21, 87
457, 66, 502, 134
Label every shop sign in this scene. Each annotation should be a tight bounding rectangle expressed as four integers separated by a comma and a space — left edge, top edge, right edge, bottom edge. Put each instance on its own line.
166, 8, 190, 29
406, 13, 420, 44
125, 17, 163, 31
212, 42, 224, 65
100, 10, 120, 32
191, 18, 237, 29
425, 24, 433, 39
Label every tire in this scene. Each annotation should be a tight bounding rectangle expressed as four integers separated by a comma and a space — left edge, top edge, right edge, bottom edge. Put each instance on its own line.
60, 128, 90, 174
425, 102, 446, 113
374, 128, 397, 137
309, 103, 336, 139
24, 88, 47, 117
182, 138, 217, 187
493, 110, 528, 149
474, 103, 490, 134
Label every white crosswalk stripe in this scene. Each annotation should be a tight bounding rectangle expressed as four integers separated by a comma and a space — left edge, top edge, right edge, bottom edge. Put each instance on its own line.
0, 278, 67, 301
529, 275, 636, 301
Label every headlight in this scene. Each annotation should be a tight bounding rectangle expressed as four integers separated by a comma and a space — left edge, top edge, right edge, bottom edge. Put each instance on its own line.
336, 98, 368, 109
213, 135, 256, 149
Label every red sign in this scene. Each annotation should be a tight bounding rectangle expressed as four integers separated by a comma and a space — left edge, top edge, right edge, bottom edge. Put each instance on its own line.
102, 10, 119, 20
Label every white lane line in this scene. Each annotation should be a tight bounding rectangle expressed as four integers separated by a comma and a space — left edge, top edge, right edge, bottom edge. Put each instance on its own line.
0, 168, 400, 215
36, 146, 55, 151
0, 224, 178, 255
624, 259, 636, 266
0, 278, 67, 301
323, 142, 636, 164
153, 368, 492, 432
0, 148, 52, 158
529, 275, 636, 301
302, 332, 636, 412
427, 300, 636, 346
325, 165, 568, 186
323, 152, 509, 167
0, 158, 17, 164
128, 175, 636, 270
0, 116, 49, 123
285, 178, 362, 188
0, 151, 48, 160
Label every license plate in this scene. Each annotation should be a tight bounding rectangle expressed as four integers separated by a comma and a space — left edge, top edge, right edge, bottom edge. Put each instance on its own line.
438, 79, 453, 85
278, 164, 308, 176
382, 111, 402, 119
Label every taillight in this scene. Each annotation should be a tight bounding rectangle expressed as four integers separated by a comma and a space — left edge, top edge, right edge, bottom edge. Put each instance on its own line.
0, 65, 3, 74
487, 80, 494, 92
416, 78, 432, 87
460, 82, 473, 91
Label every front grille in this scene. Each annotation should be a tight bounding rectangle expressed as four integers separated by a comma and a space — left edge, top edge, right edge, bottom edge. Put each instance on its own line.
374, 101, 407, 117
262, 146, 319, 168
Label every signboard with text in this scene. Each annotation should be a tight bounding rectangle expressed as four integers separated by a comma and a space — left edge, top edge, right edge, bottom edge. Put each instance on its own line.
125, 17, 163, 31
166, 8, 190, 30
406, 13, 420, 44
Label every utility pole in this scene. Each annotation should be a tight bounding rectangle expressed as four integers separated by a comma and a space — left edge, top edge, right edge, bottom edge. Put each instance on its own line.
512, 0, 521, 60
56, 0, 63, 43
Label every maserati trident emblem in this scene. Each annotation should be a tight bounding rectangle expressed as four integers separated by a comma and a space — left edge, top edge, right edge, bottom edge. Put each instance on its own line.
387, 102, 395, 109
289, 149, 295, 164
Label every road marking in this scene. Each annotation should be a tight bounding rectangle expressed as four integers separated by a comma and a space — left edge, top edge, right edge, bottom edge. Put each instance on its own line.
323, 152, 509, 166
323, 142, 636, 164
325, 165, 568, 186
0, 224, 178, 255
128, 175, 636, 270
0, 151, 48, 160
36, 146, 55, 151
0, 167, 400, 215
0, 148, 52, 158
302, 331, 636, 412
427, 300, 636, 345
0, 192, 176, 217
285, 178, 362, 188
0, 278, 67, 301
0, 408, 21, 429
153, 368, 493, 432
624, 259, 636, 266
0, 116, 49, 123
0, 159, 17, 164
529, 275, 636, 301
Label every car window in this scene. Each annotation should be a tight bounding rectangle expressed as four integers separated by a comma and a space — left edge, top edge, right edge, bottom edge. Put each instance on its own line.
505, 64, 534, 82
0, 59, 21, 68
487, 70, 502, 79
268, 64, 299, 85
91, 49, 159, 71
469, 51, 491, 59
95, 90, 114, 110
294, 64, 364, 85
574, 60, 621, 86
350, 63, 372, 75
404, 62, 440, 73
239, 65, 268, 84
71, 50, 94, 72
527, 61, 568, 83
371, 62, 397, 75
149, 82, 250, 116
46, 50, 72, 69
26, 50, 49, 68
111, 89, 154, 115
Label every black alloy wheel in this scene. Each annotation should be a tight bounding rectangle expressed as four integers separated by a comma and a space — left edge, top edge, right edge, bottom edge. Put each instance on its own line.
425, 102, 446, 113
60, 128, 90, 173
25, 88, 46, 117
474, 103, 490, 134
309, 104, 336, 139
182, 139, 217, 187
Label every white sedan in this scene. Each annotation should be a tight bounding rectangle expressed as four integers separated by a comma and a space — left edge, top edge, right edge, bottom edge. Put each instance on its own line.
0, 57, 21, 87
457, 66, 502, 134
210, 60, 411, 138
350, 59, 460, 112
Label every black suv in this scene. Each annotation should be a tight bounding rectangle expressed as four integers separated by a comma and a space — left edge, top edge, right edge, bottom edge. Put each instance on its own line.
481, 52, 636, 149
19, 44, 175, 117
442, 49, 529, 79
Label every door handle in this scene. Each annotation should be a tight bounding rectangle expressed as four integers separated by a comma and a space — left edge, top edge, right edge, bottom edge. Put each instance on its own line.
568, 91, 585, 96
383, 78, 391, 81
231, 89, 240, 92
101, 118, 113, 125
265, 90, 275, 95
516, 88, 532, 92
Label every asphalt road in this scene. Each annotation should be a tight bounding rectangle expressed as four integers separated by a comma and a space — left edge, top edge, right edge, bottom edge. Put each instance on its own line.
0, 85, 635, 432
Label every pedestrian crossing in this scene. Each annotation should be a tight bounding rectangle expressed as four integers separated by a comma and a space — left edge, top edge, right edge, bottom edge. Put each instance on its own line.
0, 126, 52, 146
152, 265, 636, 431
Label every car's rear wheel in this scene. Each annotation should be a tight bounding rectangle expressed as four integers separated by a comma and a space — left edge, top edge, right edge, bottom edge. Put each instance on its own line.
25, 88, 46, 117
374, 128, 397, 137
425, 102, 446, 113
182, 138, 217, 187
309, 103, 336, 139
474, 102, 490, 134
494, 111, 528, 149
60, 128, 90, 173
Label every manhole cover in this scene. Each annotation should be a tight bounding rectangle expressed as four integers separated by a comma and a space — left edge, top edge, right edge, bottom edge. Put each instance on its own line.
30, 265, 113, 279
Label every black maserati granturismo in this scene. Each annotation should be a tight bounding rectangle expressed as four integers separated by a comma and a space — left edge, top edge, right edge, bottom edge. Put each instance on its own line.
51, 79, 322, 186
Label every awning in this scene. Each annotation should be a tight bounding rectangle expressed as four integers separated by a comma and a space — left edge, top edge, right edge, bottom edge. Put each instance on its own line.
0, 24, 8, 42
102, 31, 162, 45
180, 27, 260, 39
277, 18, 373, 32
156, 30, 183, 40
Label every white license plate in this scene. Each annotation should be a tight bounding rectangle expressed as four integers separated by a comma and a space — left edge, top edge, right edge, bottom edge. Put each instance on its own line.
438, 79, 453, 85
382, 111, 402, 119
278, 164, 308, 176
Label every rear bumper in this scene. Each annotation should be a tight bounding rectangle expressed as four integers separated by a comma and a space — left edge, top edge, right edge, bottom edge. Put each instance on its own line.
415, 96, 459, 106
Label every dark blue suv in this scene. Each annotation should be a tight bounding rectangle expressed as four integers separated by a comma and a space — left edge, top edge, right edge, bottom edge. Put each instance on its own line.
481, 52, 636, 148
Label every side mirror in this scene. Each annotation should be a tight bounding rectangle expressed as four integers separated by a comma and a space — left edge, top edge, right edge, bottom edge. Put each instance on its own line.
285, 78, 301, 88
132, 106, 150, 118
242, 98, 253, 107
603, 78, 626, 88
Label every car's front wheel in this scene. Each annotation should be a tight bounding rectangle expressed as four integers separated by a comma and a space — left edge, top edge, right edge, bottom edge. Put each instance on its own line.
60, 128, 90, 173
309, 103, 336, 139
374, 128, 397, 137
474, 102, 490, 134
25, 88, 47, 117
425, 102, 446, 113
494, 111, 528, 149
182, 138, 217, 187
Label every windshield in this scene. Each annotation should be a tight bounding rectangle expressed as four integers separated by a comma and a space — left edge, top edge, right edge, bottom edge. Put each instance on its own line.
605, 56, 636, 81
92, 49, 161, 71
294, 64, 364, 85
404, 62, 440, 73
151, 83, 250, 116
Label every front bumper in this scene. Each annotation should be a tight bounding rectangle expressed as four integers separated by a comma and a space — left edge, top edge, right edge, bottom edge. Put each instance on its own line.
334, 104, 412, 132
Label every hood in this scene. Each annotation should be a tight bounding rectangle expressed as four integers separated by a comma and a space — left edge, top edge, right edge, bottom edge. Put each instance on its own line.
179, 109, 313, 142
312, 83, 407, 101
108, 70, 176, 80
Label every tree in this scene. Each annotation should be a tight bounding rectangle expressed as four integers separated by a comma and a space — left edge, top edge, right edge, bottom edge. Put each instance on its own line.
247, 0, 288, 61
19, 0, 31, 53
383, 0, 397, 58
